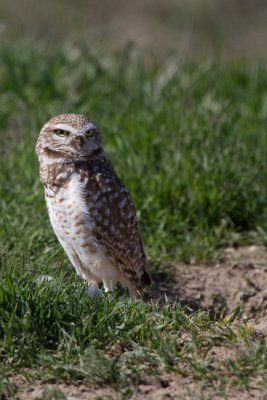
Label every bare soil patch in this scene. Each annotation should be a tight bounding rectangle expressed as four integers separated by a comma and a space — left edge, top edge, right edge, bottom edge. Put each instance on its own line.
11, 372, 267, 400
154, 245, 267, 324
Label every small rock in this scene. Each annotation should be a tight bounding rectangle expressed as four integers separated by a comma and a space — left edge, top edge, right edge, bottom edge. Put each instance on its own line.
86, 285, 102, 299
247, 245, 258, 253
194, 292, 204, 301
160, 379, 169, 388
65, 397, 81, 400
244, 262, 254, 270
239, 291, 255, 301
31, 388, 45, 400
254, 321, 267, 337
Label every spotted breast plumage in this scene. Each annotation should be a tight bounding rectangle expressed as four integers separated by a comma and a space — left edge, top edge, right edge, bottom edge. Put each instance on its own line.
35, 114, 151, 299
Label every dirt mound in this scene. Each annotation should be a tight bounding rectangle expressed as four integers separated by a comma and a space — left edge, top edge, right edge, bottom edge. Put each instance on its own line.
155, 245, 267, 322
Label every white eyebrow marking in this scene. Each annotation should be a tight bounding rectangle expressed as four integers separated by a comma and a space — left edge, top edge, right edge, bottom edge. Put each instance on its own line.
44, 157, 66, 164
52, 122, 97, 135
53, 123, 78, 134
83, 122, 97, 132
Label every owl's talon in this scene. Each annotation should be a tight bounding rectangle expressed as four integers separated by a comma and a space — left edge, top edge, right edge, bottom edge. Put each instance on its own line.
86, 285, 102, 299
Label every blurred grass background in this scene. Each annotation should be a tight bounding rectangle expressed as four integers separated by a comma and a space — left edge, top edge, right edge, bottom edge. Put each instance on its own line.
1, 0, 267, 60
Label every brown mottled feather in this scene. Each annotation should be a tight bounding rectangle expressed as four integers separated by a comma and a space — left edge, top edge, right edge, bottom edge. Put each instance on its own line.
75, 155, 151, 290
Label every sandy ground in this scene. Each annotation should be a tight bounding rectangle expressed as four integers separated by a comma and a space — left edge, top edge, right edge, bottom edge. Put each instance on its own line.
12, 377, 267, 400
154, 245, 267, 323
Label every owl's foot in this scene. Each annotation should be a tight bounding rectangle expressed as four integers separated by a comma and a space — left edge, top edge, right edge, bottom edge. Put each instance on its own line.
86, 285, 102, 299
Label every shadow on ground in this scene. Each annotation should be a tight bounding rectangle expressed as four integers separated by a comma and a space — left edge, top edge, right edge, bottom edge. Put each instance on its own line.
150, 245, 267, 324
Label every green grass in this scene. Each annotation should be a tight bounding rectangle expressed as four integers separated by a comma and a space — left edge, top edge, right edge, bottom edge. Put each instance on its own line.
1, 41, 267, 398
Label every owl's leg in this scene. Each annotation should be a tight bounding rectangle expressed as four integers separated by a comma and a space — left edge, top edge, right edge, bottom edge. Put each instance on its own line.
87, 283, 102, 299
67, 251, 101, 299
57, 238, 82, 277
103, 279, 112, 293
128, 287, 138, 302
119, 274, 138, 301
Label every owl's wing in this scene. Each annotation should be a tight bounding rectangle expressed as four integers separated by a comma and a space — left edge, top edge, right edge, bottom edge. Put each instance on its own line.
81, 157, 151, 290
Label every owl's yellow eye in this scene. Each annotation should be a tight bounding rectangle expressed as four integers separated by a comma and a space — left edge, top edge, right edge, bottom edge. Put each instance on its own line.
53, 129, 69, 137
86, 129, 95, 138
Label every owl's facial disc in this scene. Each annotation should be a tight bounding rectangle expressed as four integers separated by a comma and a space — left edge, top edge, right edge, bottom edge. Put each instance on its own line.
46, 121, 102, 157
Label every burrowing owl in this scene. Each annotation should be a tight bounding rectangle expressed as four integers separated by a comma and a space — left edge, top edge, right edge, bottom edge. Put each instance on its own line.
36, 114, 151, 299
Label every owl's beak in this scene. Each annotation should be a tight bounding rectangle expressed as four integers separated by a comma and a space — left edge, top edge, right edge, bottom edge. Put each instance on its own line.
71, 135, 85, 149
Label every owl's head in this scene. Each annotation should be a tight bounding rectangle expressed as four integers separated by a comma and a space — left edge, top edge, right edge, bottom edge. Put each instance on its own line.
36, 113, 103, 162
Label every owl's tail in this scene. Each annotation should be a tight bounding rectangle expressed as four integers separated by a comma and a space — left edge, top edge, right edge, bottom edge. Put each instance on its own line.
140, 270, 152, 288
